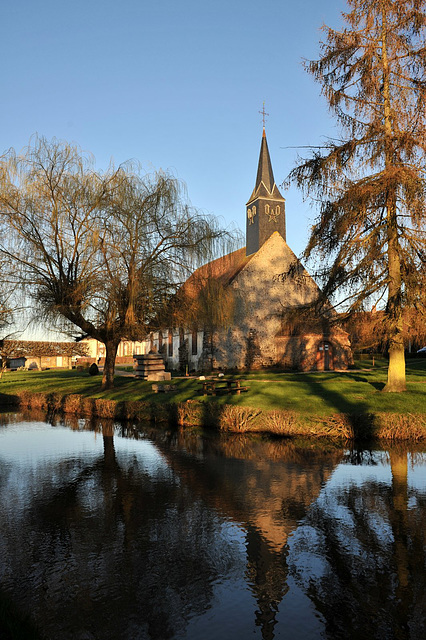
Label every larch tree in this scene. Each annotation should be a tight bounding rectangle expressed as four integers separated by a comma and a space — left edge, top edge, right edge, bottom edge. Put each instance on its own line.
0, 137, 230, 389
289, 0, 426, 391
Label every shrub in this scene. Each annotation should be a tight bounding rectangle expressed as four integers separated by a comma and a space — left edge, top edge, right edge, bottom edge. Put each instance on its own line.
177, 400, 204, 427
218, 405, 262, 432
151, 402, 172, 424
261, 410, 299, 435
48, 392, 64, 413
94, 398, 117, 418
63, 394, 83, 414
17, 391, 48, 412
120, 401, 152, 422
29, 393, 49, 411
76, 362, 91, 371
375, 413, 426, 441
81, 397, 95, 417
16, 390, 32, 409
308, 414, 354, 439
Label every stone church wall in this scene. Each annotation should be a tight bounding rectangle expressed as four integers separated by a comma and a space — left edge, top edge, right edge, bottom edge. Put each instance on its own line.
211, 233, 322, 369
209, 234, 352, 371
138, 234, 352, 373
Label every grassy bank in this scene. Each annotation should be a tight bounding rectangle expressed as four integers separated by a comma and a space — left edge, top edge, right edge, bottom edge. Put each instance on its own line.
0, 360, 425, 440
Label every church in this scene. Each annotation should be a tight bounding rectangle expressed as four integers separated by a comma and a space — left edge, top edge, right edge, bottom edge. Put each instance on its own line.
140, 127, 352, 372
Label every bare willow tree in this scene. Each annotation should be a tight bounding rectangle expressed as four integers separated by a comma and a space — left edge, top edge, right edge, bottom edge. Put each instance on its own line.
168, 254, 239, 370
0, 253, 16, 337
0, 136, 230, 388
289, 0, 426, 392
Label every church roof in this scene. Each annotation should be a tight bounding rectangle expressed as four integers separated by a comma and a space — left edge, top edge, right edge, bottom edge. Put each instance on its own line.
181, 246, 253, 299
247, 129, 285, 205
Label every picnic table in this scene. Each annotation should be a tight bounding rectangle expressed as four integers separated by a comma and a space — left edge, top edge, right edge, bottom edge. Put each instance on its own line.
198, 378, 248, 396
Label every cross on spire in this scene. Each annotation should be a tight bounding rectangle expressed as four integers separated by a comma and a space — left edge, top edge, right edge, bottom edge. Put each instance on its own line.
259, 102, 269, 129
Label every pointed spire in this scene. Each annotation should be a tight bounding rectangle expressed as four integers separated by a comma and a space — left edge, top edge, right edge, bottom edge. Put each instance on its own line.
254, 131, 276, 194
246, 124, 286, 255
247, 128, 284, 204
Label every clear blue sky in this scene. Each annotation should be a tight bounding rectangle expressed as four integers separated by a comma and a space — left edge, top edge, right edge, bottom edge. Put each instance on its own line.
1, 0, 345, 261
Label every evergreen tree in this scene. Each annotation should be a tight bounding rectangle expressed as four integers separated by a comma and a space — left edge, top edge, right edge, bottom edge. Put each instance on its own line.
290, 0, 426, 391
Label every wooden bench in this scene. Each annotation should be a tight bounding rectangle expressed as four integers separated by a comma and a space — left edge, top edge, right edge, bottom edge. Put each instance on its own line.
197, 379, 248, 396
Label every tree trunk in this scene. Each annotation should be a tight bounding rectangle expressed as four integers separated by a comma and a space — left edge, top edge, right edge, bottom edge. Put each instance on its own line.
385, 341, 406, 392
381, 12, 406, 393
384, 228, 406, 392
384, 207, 406, 392
102, 341, 119, 390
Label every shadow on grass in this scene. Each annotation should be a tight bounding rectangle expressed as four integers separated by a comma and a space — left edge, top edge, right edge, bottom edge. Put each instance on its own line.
302, 376, 381, 440
370, 381, 386, 391
271, 340, 386, 440
186, 369, 385, 440
0, 393, 19, 408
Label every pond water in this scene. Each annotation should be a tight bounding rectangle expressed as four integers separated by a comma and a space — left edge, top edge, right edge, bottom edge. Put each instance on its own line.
0, 413, 425, 640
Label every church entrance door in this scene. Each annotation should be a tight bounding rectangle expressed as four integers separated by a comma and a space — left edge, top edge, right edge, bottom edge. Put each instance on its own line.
317, 341, 333, 371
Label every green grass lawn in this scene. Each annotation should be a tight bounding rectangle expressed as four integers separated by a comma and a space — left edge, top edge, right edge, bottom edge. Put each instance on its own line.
1, 359, 425, 416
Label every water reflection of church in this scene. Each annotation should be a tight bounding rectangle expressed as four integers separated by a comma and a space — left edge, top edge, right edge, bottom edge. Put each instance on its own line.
155, 431, 344, 639
155, 433, 425, 640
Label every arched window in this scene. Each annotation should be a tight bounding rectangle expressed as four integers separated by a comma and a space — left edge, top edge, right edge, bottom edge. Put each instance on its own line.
265, 204, 270, 214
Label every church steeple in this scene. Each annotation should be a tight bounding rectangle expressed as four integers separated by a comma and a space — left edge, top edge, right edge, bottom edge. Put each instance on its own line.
246, 128, 286, 256
254, 128, 275, 194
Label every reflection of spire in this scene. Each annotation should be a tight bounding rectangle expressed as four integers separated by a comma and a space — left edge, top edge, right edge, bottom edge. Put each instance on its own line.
246, 525, 289, 640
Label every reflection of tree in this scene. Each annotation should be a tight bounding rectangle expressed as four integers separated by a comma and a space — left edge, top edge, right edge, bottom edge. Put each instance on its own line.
0, 421, 237, 640
291, 447, 426, 640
